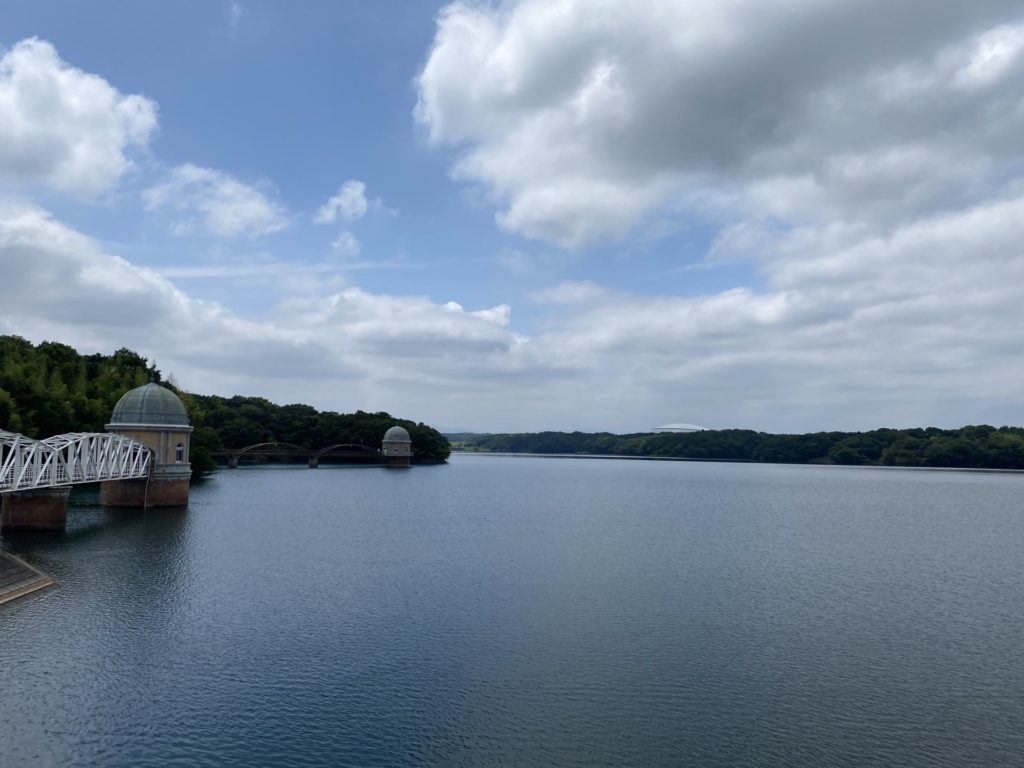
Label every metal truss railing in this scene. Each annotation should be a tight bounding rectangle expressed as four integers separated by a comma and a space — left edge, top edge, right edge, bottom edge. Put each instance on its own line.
0, 430, 152, 493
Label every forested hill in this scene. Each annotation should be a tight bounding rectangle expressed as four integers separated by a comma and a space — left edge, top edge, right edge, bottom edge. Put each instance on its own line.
450, 426, 1024, 469
0, 335, 450, 474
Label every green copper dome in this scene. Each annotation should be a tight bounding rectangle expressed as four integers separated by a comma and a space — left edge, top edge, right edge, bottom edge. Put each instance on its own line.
382, 425, 411, 443
109, 383, 190, 427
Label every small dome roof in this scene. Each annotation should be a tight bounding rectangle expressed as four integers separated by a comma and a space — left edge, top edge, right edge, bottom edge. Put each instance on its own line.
382, 425, 411, 443
109, 383, 190, 427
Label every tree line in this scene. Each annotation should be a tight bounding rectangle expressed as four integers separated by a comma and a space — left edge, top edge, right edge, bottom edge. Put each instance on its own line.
449, 425, 1024, 470
0, 335, 450, 476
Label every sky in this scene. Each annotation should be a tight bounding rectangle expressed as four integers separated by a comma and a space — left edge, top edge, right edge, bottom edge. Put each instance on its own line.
2, 0, 1024, 434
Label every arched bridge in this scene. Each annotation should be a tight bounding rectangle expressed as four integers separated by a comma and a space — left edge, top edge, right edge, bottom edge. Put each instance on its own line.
219, 441, 382, 468
0, 430, 152, 493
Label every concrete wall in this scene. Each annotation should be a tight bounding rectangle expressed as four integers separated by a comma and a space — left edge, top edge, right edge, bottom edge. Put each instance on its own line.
103, 424, 192, 506
115, 428, 190, 464
100, 477, 190, 507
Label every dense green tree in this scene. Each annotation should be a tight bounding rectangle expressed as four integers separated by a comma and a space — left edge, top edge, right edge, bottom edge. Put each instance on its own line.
922, 436, 982, 468
0, 387, 15, 431
827, 430, 895, 465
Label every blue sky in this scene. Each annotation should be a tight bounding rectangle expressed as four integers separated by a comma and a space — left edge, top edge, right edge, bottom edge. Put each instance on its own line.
3, 1, 1024, 433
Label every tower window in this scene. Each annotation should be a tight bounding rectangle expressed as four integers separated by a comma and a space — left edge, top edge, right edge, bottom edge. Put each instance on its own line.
175, 442, 184, 463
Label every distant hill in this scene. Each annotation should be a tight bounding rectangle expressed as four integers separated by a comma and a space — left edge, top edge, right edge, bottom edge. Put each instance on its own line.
448, 427, 1024, 470
444, 432, 491, 445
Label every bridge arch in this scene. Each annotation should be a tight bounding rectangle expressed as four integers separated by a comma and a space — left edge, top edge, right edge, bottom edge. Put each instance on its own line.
315, 443, 380, 457
220, 441, 384, 468
222, 442, 313, 468
232, 441, 313, 457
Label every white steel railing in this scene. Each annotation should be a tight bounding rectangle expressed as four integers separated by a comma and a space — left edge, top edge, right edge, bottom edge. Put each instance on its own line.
0, 430, 152, 493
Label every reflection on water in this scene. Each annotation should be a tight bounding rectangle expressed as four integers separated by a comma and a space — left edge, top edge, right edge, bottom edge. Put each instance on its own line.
2, 458, 1024, 767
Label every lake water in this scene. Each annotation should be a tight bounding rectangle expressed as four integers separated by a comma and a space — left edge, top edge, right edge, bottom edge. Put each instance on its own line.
2, 456, 1023, 767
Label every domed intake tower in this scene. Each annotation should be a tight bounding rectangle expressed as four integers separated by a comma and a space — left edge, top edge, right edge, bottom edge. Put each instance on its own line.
381, 425, 412, 468
100, 383, 193, 506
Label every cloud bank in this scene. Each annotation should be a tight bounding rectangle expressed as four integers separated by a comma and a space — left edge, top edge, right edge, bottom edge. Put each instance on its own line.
0, 202, 534, 424
417, 0, 1024, 248
6, 190, 1024, 433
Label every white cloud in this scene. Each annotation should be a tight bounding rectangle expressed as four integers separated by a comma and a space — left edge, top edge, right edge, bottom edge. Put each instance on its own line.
144, 163, 288, 238
0, 201, 316, 380
0, 37, 157, 198
956, 22, 1024, 88
314, 180, 369, 224
274, 289, 518, 375
228, 1, 243, 31
417, 1, 1024, 248
330, 231, 361, 257
530, 280, 607, 305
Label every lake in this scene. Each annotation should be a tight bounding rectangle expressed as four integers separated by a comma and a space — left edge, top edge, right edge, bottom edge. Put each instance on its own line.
2, 456, 1023, 766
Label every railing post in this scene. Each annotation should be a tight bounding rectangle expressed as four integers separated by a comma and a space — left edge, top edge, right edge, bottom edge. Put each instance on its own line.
12, 438, 23, 489
32, 443, 43, 487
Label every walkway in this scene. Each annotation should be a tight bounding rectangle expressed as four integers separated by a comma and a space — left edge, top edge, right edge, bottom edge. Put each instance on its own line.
0, 551, 54, 605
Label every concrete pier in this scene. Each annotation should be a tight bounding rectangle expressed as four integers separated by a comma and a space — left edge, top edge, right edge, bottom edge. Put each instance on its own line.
1, 487, 71, 531
100, 475, 190, 507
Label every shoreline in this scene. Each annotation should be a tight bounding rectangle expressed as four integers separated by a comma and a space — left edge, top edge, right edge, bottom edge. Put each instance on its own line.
451, 451, 1024, 474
